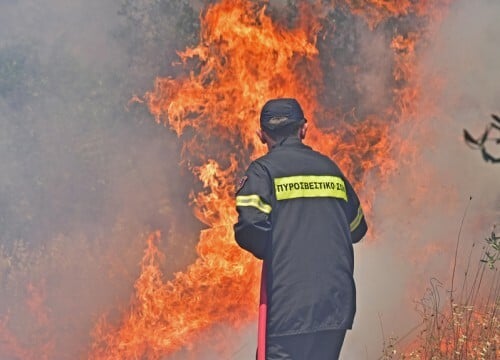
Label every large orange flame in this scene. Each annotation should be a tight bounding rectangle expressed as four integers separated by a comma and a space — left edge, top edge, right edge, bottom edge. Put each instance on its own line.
89, 0, 452, 358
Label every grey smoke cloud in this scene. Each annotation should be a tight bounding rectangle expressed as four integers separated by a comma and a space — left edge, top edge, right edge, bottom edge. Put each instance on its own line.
344, 0, 500, 358
0, 1, 201, 358
0, 0, 498, 359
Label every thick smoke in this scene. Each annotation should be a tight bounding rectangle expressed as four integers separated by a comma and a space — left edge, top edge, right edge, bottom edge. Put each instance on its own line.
0, 0, 498, 359
0, 0, 201, 358
345, 0, 500, 358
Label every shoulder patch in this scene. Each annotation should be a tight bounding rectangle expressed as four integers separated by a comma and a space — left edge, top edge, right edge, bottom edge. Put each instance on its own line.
235, 175, 248, 194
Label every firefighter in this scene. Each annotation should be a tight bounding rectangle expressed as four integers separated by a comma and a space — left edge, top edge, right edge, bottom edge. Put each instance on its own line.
234, 98, 367, 359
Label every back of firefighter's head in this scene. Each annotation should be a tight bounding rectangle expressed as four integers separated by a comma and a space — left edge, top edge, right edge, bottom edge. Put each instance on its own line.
259, 98, 307, 145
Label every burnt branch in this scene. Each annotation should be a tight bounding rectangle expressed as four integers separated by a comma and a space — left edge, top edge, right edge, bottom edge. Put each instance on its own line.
463, 114, 500, 163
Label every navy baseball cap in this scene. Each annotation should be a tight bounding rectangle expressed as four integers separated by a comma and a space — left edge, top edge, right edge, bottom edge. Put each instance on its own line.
260, 98, 306, 132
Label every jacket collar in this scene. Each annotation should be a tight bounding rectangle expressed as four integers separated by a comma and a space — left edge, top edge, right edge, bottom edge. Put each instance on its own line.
270, 136, 308, 151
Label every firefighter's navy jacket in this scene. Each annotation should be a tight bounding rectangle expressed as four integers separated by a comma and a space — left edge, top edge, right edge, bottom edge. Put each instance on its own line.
234, 136, 367, 337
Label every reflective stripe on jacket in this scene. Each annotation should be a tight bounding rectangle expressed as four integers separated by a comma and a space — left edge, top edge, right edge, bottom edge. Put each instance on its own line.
234, 136, 367, 336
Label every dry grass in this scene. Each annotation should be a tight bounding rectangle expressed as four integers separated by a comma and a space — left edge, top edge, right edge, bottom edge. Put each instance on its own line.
380, 225, 499, 360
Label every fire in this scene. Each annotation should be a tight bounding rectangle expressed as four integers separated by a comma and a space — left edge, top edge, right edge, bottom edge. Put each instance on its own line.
89, 0, 453, 358
345, 0, 452, 29
0, 0, 496, 358
400, 296, 499, 359
146, 0, 320, 156
0, 282, 54, 360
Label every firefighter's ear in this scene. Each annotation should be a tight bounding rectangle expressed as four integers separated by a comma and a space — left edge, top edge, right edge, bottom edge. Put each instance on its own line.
299, 122, 308, 140
257, 129, 266, 144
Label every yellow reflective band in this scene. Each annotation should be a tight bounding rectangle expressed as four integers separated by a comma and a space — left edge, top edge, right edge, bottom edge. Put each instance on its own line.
274, 175, 348, 201
236, 194, 272, 214
350, 206, 364, 232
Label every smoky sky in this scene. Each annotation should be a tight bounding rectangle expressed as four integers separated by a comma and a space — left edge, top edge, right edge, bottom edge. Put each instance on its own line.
345, 0, 500, 358
0, 1, 201, 246
0, 0, 498, 359
0, 1, 203, 359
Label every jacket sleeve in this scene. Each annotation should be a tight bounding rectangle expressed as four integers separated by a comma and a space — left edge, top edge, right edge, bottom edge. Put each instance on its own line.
343, 177, 368, 244
233, 162, 273, 259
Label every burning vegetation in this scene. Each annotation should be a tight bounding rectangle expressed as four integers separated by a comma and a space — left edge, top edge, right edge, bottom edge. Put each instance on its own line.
0, 0, 498, 359
381, 224, 499, 359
